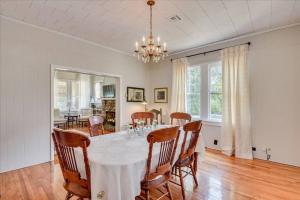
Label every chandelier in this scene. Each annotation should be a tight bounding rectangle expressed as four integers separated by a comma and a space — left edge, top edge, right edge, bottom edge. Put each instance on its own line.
134, 0, 168, 63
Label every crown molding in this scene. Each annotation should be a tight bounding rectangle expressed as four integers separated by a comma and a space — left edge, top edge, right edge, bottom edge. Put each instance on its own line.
169, 22, 300, 56
0, 15, 133, 57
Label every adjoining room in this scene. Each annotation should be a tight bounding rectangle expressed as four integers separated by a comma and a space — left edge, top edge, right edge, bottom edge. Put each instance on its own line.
53, 69, 118, 133
1, 0, 300, 200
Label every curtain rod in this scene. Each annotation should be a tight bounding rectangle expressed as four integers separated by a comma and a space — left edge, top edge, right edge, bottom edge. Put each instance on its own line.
170, 42, 251, 62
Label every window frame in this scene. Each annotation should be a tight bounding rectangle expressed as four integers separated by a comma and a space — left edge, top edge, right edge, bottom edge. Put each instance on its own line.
54, 78, 80, 112
186, 65, 202, 119
185, 60, 222, 123
208, 62, 222, 122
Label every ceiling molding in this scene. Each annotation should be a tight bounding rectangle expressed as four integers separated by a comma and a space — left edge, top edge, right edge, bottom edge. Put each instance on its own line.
0, 15, 133, 57
169, 22, 300, 57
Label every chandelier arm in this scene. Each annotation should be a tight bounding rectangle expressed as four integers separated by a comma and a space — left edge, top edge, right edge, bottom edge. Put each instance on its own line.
134, 0, 167, 63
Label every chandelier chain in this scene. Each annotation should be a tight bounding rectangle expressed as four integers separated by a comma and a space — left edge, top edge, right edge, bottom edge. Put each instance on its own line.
150, 4, 152, 37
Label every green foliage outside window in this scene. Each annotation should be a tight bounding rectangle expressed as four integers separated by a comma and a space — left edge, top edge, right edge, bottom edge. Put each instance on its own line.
209, 64, 222, 120
187, 67, 201, 117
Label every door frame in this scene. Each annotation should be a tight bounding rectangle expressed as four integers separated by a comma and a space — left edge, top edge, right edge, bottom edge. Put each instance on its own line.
50, 64, 122, 160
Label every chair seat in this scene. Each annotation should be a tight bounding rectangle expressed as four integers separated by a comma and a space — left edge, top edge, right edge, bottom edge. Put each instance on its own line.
141, 174, 170, 190
63, 182, 90, 198
175, 157, 192, 167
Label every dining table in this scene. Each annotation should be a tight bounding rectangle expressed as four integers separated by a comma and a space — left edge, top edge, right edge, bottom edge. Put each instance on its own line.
73, 125, 206, 200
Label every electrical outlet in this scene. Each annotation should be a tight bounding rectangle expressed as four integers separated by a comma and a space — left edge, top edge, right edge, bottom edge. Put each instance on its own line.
252, 147, 256, 151
213, 139, 218, 145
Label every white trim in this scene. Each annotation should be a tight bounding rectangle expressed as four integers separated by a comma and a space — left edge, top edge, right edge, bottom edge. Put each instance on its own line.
222, 149, 234, 156
52, 64, 123, 79
170, 22, 300, 56
0, 15, 131, 57
236, 152, 253, 160
50, 64, 123, 161
191, 117, 221, 127
202, 120, 221, 127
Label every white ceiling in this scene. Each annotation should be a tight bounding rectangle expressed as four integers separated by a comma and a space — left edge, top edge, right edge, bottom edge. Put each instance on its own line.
1, 0, 300, 54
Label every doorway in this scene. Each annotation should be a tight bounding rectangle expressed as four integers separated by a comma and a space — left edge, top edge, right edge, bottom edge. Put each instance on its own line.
50, 65, 121, 159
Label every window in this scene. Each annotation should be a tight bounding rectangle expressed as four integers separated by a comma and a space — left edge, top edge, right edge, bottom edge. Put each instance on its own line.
54, 80, 68, 111
186, 61, 222, 122
54, 79, 80, 111
186, 66, 201, 118
71, 80, 80, 110
209, 62, 222, 121
95, 82, 101, 99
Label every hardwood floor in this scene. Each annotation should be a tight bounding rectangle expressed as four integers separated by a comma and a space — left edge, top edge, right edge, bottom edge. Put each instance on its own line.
1, 149, 300, 200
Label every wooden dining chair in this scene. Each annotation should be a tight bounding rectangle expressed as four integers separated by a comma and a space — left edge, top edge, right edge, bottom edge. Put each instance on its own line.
88, 115, 104, 137
52, 128, 91, 200
150, 108, 163, 124
137, 126, 180, 200
131, 112, 154, 128
172, 120, 202, 200
170, 112, 191, 126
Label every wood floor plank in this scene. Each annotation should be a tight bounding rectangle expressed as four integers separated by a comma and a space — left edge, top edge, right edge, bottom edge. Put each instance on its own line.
1, 149, 300, 200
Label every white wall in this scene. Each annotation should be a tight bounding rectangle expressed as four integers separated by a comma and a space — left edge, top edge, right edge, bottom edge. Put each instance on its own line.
1, 15, 299, 173
0, 17, 150, 172
148, 25, 300, 167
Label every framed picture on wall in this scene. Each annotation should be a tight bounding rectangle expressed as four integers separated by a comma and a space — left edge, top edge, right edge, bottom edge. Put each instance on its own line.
127, 87, 145, 102
154, 87, 168, 103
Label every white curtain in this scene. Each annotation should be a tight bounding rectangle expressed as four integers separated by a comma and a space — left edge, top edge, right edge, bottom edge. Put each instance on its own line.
171, 58, 189, 113
221, 44, 252, 159
79, 74, 91, 109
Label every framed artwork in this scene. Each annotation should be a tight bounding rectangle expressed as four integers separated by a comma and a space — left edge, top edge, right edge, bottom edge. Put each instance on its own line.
127, 87, 145, 102
154, 87, 168, 103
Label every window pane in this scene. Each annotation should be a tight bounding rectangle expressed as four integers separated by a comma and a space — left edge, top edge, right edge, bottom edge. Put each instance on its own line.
71, 81, 80, 110
210, 93, 222, 120
209, 63, 222, 93
186, 66, 201, 117
55, 80, 68, 111
95, 82, 101, 99
209, 63, 222, 121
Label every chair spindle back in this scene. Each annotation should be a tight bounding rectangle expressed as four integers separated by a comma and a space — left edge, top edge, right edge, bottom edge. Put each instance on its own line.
150, 108, 163, 124
88, 115, 104, 136
52, 128, 91, 191
131, 112, 154, 127
170, 112, 191, 126
144, 126, 180, 183
180, 120, 202, 160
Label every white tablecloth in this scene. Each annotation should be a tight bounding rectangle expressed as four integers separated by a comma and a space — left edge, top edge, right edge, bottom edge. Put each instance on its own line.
75, 125, 205, 200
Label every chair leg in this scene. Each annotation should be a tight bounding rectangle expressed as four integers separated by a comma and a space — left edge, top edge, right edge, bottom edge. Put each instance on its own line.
178, 167, 186, 200
194, 152, 198, 173
145, 189, 150, 200
166, 182, 173, 200
190, 163, 198, 186
175, 166, 179, 177
65, 192, 72, 200
172, 166, 175, 175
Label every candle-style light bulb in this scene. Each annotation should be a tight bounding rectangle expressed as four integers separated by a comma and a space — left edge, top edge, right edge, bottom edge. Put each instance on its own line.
163, 42, 167, 50
135, 42, 139, 51
142, 36, 146, 45
157, 36, 160, 45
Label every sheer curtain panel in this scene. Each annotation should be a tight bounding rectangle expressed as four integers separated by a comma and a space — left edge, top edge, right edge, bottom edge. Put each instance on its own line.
221, 44, 252, 159
171, 58, 189, 113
